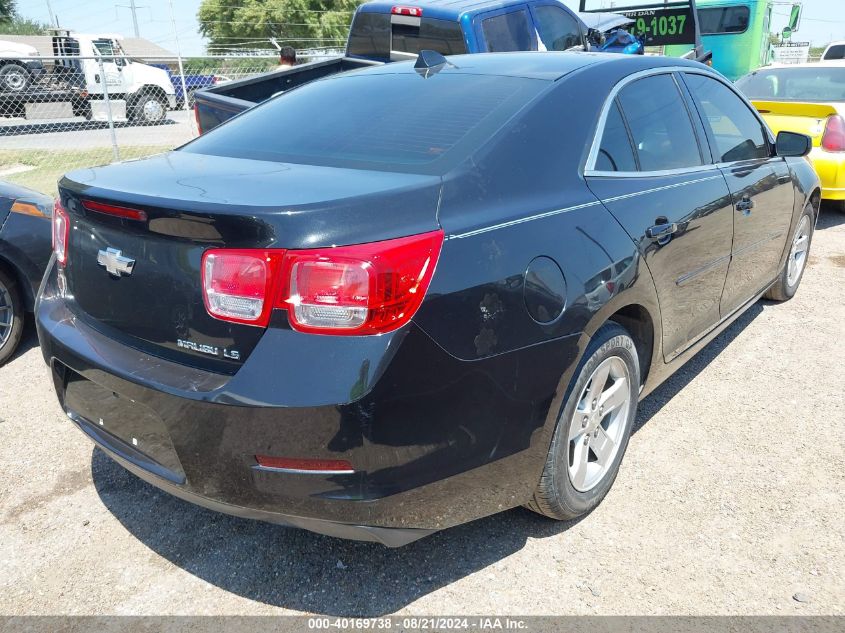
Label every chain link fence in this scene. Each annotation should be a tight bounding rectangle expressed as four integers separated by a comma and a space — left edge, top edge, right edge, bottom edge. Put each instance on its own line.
0, 54, 283, 197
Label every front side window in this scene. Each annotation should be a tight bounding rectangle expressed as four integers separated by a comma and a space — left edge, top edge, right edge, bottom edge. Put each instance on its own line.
616, 74, 703, 172
482, 10, 535, 52
685, 73, 769, 163
533, 5, 582, 51
698, 6, 750, 34
595, 100, 637, 172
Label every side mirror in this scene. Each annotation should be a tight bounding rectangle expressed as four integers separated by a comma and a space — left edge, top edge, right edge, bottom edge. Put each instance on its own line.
776, 131, 812, 157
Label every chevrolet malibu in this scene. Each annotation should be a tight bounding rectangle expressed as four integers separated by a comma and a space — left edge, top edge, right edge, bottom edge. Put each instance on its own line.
37, 52, 820, 546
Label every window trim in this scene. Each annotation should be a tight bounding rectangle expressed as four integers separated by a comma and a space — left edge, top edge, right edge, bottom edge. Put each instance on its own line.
698, 5, 751, 36
584, 66, 774, 178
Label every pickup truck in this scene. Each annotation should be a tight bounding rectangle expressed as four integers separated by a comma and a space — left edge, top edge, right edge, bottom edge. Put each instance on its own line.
195, 0, 711, 134
151, 64, 229, 107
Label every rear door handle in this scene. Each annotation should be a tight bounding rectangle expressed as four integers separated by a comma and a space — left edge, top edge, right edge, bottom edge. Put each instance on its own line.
735, 196, 755, 213
646, 222, 678, 239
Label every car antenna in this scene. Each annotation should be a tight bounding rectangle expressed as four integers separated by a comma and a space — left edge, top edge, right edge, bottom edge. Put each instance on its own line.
414, 50, 457, 78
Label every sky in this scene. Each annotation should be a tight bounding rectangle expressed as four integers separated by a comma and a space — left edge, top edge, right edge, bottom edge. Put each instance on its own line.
15, 0, 845, 57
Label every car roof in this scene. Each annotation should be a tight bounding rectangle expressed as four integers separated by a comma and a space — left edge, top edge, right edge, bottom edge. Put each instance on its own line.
358, 0, 560, 20
353, 51, 710, 81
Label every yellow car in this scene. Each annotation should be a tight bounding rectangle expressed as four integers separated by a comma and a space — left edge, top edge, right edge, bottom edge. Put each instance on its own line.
736, 63, 845, 212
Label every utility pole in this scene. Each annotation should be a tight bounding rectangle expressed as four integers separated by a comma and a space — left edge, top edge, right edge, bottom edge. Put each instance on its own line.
128, 0, 139, 38
116, 0, 143, 37
45, 0, 57, 27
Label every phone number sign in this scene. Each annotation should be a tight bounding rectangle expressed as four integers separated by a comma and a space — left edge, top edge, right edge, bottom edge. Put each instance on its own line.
620, 7, 696, 46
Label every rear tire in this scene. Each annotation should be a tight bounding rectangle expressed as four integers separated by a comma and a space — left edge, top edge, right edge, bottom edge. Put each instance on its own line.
527, 322, 639, 520
0, 64, 31, 92
0, 268, 24, 366
765, 202, 814, 301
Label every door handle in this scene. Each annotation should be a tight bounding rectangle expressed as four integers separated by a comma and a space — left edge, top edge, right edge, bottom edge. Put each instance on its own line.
646, 222, 678, 239
735, 196, 755, 213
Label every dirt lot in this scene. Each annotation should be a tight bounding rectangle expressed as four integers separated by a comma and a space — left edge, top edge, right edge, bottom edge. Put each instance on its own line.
1, 209, 843, 617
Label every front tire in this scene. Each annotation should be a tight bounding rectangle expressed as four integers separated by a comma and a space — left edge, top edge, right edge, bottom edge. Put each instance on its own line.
0, 268, 24, 366
130, 93, 167, 125
765, 202, 814, 301
0, 64, 31, 92
527, 322, 640, 520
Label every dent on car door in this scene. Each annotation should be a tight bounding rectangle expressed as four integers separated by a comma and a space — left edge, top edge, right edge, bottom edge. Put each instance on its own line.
681, 72, 794, 316
585, 72, 735, 361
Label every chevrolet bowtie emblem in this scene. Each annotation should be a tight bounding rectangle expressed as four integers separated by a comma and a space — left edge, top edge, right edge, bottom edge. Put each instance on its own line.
97, 247, 135, 277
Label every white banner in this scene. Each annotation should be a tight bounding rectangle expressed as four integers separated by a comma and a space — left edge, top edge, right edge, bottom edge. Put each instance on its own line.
772, 42, 811, 64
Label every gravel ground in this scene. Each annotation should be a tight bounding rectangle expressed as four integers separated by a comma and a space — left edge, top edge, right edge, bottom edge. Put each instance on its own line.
0, 208, 843, 617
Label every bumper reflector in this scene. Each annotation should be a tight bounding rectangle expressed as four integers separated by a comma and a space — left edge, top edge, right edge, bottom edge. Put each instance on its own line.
254, 455, 355, 474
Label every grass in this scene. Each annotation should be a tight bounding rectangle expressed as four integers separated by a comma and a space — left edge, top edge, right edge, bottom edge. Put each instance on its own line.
0, 146, 171, 196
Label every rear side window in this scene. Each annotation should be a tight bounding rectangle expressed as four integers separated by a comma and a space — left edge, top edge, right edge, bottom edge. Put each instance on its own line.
482, 10, 535, 52
391, 17, 468, 56
596, 100, 637, 172
684, 73, 769, 163
699, 6, 750, 34
348, 12, 391, 58
617, 74, 703, 172
534, 5, 583, 51
182, 73, 547, 174
823, 44, 845, 60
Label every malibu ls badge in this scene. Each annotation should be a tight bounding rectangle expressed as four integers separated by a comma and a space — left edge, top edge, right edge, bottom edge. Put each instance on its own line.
97, 247, 135, 278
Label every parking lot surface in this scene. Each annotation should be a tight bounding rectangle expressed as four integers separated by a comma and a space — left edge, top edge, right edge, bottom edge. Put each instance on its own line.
0, 209, 843, 617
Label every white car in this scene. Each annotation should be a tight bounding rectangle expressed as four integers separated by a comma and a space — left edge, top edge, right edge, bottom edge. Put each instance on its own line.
0, 40, 46, 92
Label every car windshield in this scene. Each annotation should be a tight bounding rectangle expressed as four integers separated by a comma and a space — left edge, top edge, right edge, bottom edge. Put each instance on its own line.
736, 67, 845, 102
182, 72, 547, 175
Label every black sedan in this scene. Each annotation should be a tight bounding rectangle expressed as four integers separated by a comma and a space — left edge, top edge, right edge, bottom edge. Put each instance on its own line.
0, 181, 52, 365
37, 52, 820, 546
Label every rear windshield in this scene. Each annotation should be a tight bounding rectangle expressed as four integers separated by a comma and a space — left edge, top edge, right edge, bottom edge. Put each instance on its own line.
347, 11, 467, 60
182, 72, 546, 174
736, 67, 845, 102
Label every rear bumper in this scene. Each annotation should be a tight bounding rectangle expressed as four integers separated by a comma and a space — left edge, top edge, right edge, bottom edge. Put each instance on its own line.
36, 264, 578, 545
808, 148, 845, 201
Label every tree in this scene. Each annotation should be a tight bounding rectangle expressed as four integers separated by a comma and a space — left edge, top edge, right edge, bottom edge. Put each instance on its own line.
198, 0, 359, 53
0, 0, 50, 34
0, 0, 16, 24
0, 15, 51, 35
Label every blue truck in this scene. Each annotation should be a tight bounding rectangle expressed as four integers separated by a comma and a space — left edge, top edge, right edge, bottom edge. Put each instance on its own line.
194, 0, 709, 133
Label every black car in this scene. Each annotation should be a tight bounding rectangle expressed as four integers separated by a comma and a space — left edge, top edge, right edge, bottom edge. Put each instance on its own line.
37, 52, 820, 546
0, 181, 53, 365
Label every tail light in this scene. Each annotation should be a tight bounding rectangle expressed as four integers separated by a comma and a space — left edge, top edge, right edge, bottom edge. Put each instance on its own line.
821, 114, 845, 152
52, 198, 70, 266
201, 230, 444, 334
201, 250, 284, 326
193, 102, 203, 135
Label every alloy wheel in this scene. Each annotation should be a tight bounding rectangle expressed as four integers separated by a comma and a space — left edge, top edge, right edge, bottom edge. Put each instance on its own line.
787, 215, 811, 287
0, 279, 15, 350
567, 356, 632, 492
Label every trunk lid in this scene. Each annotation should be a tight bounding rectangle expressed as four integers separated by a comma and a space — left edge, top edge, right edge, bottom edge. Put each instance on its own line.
752, 100, 843, 147
59, 152, 442, 373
